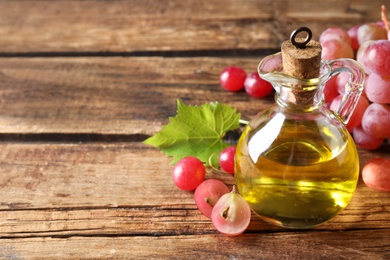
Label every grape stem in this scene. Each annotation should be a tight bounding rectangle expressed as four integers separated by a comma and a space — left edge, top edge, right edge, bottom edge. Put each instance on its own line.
382, 5, 389, 33
239, 119, 249, 125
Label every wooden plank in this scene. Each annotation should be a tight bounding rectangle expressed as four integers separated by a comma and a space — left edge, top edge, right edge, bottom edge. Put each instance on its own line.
0, 0, 386, 53
0, 142, 389, 238
2, 232, 390, 259
0, 57, 270, 135
0, 142, 233, 210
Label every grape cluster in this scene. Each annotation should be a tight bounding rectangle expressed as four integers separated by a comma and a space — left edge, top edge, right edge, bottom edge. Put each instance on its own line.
320, 6, 390, 191
216, 8, 390, 193
172, 146, 251, 236
321, 22, 390, 151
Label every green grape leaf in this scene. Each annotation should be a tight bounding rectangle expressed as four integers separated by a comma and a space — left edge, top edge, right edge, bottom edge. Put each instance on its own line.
143, 99, 240, 166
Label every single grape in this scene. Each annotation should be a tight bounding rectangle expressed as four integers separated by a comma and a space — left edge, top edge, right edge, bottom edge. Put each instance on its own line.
362, 103, 390, 139
319, 27, 351, 45
357, 23, 387, 45
211, 188, 251, 236
335, 72, 350, 95
172, 156, 206, 191
194, 179, 230, 218
356, 40, 374, 66
362, 158, 390, 192
321, 39, 354, 60
330, 94, 369, 132
219, 146, 236, 174
244, 72, 273, 98
365, 73, 390, 103
220, 66, 247, 92
353, 126, 384, 150
347, 95, 369, 131
323, 76, 339, 106
361, 40, 390, 77
329, 95, 342, 111
347, 24, 361, 50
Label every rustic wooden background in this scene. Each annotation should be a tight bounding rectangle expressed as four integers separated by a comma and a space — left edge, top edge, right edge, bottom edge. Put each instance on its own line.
0, 0, 389, 259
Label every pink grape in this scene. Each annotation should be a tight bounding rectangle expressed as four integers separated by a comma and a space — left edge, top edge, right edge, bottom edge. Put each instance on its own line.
356, 40, 373, 66
219, 146, 236, 174
194, 179, 230, 218
172, 156, 206, 191
362, 158, 390, 192
211, 188, 251, 236
329, 95, 342, 110
321, 39, 354, 60
244, 72, 273, 98
330, 95, 369, 132
365, 73, 390, 103
353, 126, 384, 150
319, 27, 351, 45
362, 103, 390, 139
323, 76, 339, 106
357, 23, 387, 45
348, 24, 360, 50
347, 95, 369, 131
220, 66, 247, 92
361, 40, 390, 77
335, 72, 350, 95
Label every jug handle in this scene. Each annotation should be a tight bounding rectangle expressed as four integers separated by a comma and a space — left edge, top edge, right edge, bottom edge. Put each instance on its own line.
327, 58, 365, 124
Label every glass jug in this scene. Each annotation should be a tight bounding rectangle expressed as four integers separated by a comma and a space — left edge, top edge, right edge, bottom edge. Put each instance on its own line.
235, 52, 365, 228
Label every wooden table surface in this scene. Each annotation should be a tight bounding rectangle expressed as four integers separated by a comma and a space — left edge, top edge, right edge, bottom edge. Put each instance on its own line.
1, 0, 389, 259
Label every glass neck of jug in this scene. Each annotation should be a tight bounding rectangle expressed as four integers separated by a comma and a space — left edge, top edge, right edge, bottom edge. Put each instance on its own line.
258, 52, 331, 112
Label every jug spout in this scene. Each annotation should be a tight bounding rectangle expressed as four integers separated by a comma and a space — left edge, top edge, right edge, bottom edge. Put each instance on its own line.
258, 52, 331, 111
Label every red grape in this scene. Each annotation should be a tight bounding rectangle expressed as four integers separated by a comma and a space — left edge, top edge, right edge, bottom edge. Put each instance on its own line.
194, 179, 230, 218
321, 39, 354, 60
330, 95, 369, 132
357, 23, 387, 45
319, 27, 351, 45
356, 40, 373, 66
347, 24, 360, 50
219, 146, 236, 174
244, 72, 273, 98
323, 76, 339, 106
362, 158, 390, 192
335, 72, 350, 95
353, 126, 384, 150
362, 103, 390, 139
211, 188, 251, 236
365, 73, 390, 104
220, 66, 247, 92
361, 40, 390, 77
172, 156, 206, 191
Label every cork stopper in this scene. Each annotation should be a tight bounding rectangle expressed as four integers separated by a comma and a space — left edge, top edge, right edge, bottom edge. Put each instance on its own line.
281, 27, 322, 105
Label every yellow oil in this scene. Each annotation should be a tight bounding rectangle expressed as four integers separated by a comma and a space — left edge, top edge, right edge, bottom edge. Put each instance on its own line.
235, 114, 359, 228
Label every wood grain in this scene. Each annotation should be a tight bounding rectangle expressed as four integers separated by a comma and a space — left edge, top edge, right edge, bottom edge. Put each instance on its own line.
0, 143, 389, 238
1, 0, 390, 258
1, 232, 390, 259
0, 57, 270, 135
0, 0, 386, 53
